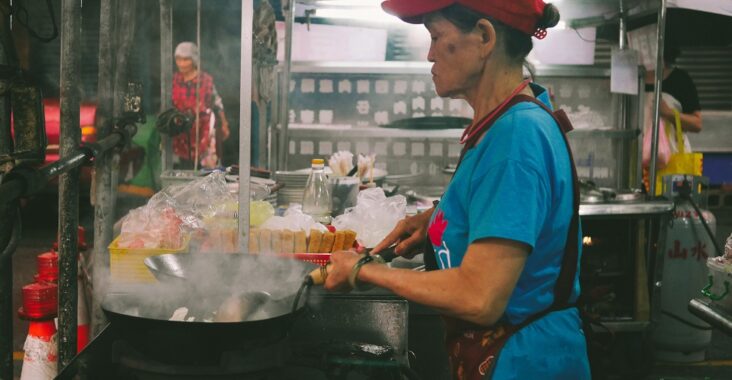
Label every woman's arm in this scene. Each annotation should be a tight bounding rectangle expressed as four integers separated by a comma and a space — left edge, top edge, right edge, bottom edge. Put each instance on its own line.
218, 110, 230, 140
660, 100, 702, 133
327, 238, 528, 326
677, 111, 702, 133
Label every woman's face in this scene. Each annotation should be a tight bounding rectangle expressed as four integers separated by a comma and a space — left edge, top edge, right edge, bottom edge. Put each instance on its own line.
175, 56, 195, 73
425, 15, 485, 98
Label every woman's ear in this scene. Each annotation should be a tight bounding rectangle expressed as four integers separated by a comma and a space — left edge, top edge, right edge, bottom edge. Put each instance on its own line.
474, 19, 497, 59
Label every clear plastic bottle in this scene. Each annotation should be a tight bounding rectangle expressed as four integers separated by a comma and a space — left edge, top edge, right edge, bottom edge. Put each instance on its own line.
302, 158, 332, 224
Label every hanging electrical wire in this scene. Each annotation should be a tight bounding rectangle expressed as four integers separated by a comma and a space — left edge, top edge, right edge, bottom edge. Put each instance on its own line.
0, 0, 59, 43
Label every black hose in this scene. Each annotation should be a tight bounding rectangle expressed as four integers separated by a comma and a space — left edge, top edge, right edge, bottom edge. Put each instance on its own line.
686, 197, 724, 258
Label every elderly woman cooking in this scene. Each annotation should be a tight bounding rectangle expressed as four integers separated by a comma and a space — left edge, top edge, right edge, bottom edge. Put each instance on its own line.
325, 1, 591, 379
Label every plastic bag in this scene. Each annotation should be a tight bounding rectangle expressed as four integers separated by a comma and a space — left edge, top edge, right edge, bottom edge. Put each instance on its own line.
117, 207, 186, 249
642, 117, 671, 169
117, 172, 236, 250
259, 204, 328, 236
332, 188, 406, 248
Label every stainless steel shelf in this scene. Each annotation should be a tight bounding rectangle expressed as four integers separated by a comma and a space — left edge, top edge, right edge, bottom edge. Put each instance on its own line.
290, 62, 612, 78
591, 320, 650, 333
570, 129, 639, 139
288, 126, 637, 139
288, 125, 463, 140
580, 201, 674, 217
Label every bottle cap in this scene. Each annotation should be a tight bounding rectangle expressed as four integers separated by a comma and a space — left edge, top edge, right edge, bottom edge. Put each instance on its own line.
312, 159, 324, 165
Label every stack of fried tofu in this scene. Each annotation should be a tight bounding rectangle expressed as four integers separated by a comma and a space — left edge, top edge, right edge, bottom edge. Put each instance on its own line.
248, 229, 357, 254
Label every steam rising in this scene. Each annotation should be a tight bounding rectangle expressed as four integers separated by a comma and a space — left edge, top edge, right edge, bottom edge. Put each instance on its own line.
103, 253, 317, 323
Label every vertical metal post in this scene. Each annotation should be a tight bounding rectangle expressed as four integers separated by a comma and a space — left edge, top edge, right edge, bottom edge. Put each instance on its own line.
277, 0, 295, 171
58, 0, 82, 369
0, 0, 14, 165
617, 0, 628, 189
618, 0, 627, 50
649, 0, 667, 196
160, 0, 174, 173
0, 206, 18, 380
91, 0, 115, 337
239, 0, 253, 252
0, 3, 18, 376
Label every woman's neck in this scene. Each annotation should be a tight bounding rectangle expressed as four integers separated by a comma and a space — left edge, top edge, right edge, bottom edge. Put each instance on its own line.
182, 69, 198, 81
466, 65, 528, 124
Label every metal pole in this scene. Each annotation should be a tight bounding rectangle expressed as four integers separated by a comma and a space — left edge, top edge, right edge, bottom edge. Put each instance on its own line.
0, 205, 19, 380
160, 0, 174, 173
91, 0, 115, 336
0, 0, 16, 167
0, 3, 17, 376
239, 0, 253, 252
617, 0, 628, 189
194, 0, 201, 171
649, 0, 667, 196
58, 0, 82, 368
619, 0, 627, 50
277, 0, 295, 171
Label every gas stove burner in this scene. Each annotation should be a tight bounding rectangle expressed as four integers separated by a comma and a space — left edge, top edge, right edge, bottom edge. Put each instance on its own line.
113, 336, 291, 379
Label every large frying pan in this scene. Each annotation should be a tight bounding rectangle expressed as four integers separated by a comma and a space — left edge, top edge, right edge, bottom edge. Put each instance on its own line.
101, 254, 316, 365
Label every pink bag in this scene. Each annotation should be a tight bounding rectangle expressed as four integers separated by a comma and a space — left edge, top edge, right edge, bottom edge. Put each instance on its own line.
642, 118, 671, 169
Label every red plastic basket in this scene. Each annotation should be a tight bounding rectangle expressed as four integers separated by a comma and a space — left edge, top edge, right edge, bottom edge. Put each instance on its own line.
278, 253, 331, 266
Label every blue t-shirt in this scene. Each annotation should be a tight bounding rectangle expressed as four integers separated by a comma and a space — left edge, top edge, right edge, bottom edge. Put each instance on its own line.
427, 84, 590, 379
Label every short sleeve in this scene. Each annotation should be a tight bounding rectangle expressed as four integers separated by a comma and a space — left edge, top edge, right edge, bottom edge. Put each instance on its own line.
468, 160, 549, 250
678, 70, 701, 113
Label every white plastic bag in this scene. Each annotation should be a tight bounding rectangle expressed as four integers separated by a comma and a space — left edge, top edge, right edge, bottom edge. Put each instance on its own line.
332, 188, 406, 248
259, 204, 328, 236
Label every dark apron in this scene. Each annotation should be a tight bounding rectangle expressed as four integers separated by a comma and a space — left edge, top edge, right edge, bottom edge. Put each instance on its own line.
425, 93, 581, 380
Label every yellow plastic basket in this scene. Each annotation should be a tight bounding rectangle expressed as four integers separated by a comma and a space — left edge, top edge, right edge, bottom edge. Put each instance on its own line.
109, 235, 190, 283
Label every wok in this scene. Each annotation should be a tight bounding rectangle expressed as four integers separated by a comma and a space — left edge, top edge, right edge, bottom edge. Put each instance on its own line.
102, 254, 316, 365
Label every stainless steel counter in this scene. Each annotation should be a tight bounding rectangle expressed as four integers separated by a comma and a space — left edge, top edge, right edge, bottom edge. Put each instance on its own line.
580, 200, 674, 217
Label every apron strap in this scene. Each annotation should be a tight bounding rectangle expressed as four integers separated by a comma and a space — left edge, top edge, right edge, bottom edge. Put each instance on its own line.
431, 91, 580, 311
508, 95, 580, 309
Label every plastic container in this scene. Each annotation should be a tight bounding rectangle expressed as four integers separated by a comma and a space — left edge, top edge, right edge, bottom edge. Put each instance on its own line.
704, 258, 732, 313
302, 159, 332, 224
109, 235, 190, 283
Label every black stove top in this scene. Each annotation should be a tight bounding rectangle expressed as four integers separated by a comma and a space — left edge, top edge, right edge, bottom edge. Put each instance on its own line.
58, 292, 414, 380
61, 327, 409, 380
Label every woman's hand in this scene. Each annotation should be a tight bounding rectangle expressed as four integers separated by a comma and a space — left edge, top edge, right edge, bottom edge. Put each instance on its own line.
221, 119, 231, 140
372, 207, 435, 258
659, 99, 675, 121
324, 250, 362, 292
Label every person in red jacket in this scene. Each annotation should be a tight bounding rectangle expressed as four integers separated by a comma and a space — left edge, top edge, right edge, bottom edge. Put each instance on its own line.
171, 41, 230, 169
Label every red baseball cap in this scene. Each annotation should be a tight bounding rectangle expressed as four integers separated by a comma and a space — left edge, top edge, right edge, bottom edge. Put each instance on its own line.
381, 0, 548, 38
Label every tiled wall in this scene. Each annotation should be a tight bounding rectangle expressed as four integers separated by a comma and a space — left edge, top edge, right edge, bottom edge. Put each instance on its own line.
287, 71, 636, 190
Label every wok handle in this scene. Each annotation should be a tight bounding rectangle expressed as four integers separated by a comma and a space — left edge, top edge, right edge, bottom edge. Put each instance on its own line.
307, 246, 397, 286
308, 265, 330, 286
